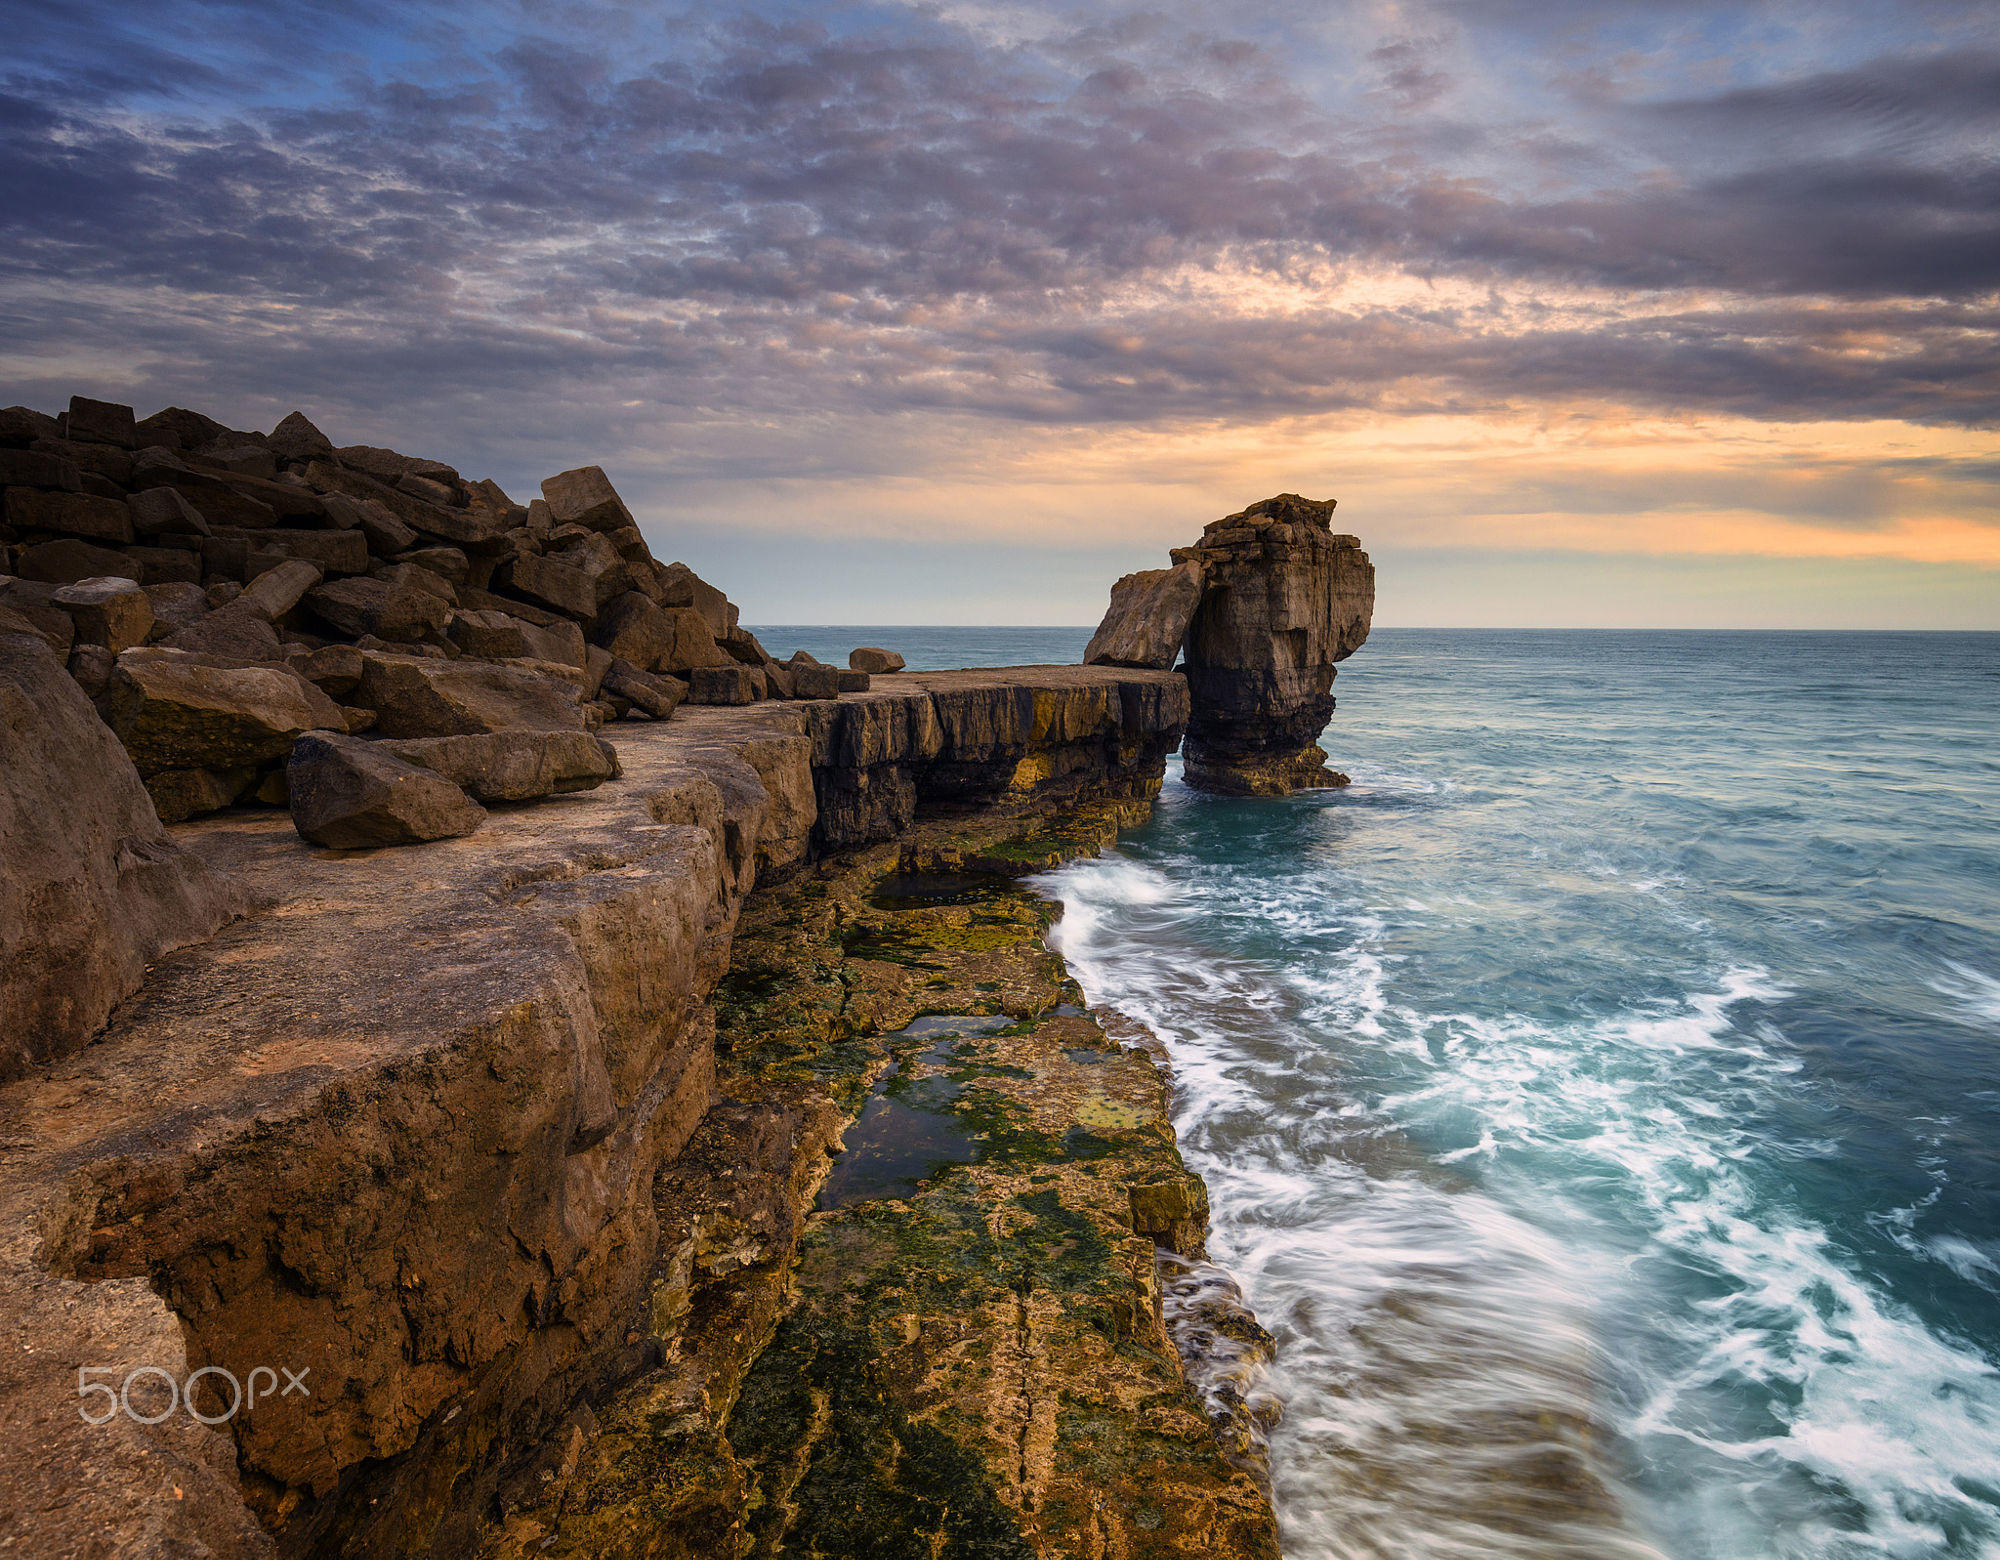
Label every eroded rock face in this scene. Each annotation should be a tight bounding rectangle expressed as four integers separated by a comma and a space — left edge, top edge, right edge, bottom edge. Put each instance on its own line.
1083, 559, 1204, 670
1086, 494, 1373, 795
1178, 495, 1372, 795
0, 628, 251, 1081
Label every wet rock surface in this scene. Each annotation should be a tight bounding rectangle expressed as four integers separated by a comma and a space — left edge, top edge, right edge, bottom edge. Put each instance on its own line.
484, 813, 1279, 1560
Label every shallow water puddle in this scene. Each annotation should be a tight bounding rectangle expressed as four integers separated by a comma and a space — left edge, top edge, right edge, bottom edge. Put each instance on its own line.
814, 1013, 1016, 1210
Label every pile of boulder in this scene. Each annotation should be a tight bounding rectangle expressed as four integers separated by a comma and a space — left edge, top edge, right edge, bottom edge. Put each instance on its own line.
0, 394, 898, 845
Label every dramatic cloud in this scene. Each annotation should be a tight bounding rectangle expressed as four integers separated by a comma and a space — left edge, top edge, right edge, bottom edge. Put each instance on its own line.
0, 0, 1994, 621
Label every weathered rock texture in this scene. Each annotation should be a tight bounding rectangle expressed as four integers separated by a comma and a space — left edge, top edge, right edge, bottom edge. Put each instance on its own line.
0, 664, 1241, 1560
1083, 558, 1204, 670
0, 627, 252, 1083
1086, 493, 1374, 794
0, 394, 846, 828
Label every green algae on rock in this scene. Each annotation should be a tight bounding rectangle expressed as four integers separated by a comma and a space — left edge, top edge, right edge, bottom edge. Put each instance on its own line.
484, 811, 1279, 1560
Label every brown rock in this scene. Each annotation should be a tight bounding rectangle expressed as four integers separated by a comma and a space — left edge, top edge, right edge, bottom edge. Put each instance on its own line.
1177, 495, 1374, 795
235, 526, 368, 575
657, 560, 736, 635
161, 603, 286, 662
591, 591, 673, 669
4, 488, 133, 545
0, 584, 75, 658
787, 661, 843, 700
398, 545, 470, 585
377, 729, 621, 801
143, 580, 210, 638
145, 762, 261, 822
305, 459, 503, 548
496, 550, 599, 620
299, 643, 365, 700
0, 448, 81, 490
13, 537, 132, 584
131, 405, 230, 451
236, 558, 325, 621
63, 394, 137, 448
306, 576, 452, 643
448, 608, 586, 668
371, 561, 458, 604
0, 628, 251, 1081
128, 484, 211, 537
837, 669, 871, 692
287, 732, 487, 847
121, 545, 202, 586
108, 648, 347, 785
688, 665, 756, 705
541, 465, 635, 532
0, 405, 61, 447
355, 651, 588, 737
1084, 559, 1203, 670
199, 443, 279, 481
601, 658, 686, 720
656, 606, 734, 676
51, 575, 153, 652
849, 646, 906, 674
269, 410, 335, 464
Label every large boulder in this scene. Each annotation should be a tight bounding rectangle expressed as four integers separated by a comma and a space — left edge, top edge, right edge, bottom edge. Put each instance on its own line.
51, 575, 152, 653
600, 659, 686, 719
448, 608, 587, 667
377, 729, 621, 801
591, 591, 674, 669
5, 489, 133, 544
656, 606, 734, 676
1175, 495, 1373, 795
354, 651, 588, 738
849, 646, 906, 674
306, 576, 452, 642
268, 410, 334, 464
657, 561, 736, 635
107, 649, 348, 818
0, 627, 252, 1081
160, 603, 286, 662
540, 465, 635, 532
688, 665, 756, 705
496, 551, 600, 619
1083, 559, 1203, 671
287, 733, 487, 847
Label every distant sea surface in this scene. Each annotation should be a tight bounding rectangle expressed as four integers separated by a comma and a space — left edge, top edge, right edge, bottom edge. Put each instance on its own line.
760, 626, 2000, 1560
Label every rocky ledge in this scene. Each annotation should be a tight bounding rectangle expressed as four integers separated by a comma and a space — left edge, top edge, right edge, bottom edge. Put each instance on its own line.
0, 651, 1278, 1558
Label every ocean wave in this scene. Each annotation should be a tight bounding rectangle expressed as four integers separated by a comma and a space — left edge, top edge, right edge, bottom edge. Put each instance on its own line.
1041, 844, 2000, 1560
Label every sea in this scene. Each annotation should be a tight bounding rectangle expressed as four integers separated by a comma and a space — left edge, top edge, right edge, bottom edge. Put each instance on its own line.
751, 626, 2000, 1560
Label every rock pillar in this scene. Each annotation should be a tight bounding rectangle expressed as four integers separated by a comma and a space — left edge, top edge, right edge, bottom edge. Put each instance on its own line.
1085, 494, 1374, 796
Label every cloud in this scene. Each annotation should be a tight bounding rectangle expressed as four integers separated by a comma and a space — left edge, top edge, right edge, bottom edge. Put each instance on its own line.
0, 0, 1992, 613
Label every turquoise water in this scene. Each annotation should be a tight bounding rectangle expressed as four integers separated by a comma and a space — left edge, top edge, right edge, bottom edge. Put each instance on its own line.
757, 626, 2000, 1559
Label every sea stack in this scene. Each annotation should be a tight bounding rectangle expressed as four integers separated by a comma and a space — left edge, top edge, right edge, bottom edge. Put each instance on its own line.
1085, 493, 1374, 795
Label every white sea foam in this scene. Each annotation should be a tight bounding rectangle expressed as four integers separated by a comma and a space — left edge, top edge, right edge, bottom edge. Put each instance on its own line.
1041, 845, 2000, 1560
1936, 961, 2000, 1028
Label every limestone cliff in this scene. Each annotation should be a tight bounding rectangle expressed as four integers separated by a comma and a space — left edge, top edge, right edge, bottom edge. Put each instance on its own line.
0, 665, 1277, 1560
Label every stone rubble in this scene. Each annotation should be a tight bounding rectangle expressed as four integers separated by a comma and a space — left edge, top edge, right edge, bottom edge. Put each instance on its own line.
0, 395, 860, 840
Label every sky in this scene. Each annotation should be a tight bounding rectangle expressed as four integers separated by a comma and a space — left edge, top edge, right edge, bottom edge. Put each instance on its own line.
1, 0, 1995, 626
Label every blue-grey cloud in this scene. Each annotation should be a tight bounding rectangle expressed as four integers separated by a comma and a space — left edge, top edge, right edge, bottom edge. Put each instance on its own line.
0, 0, 1993, 462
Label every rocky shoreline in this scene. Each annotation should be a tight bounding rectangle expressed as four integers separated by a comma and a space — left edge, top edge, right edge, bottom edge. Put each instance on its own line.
0, 395, 1372, 1558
